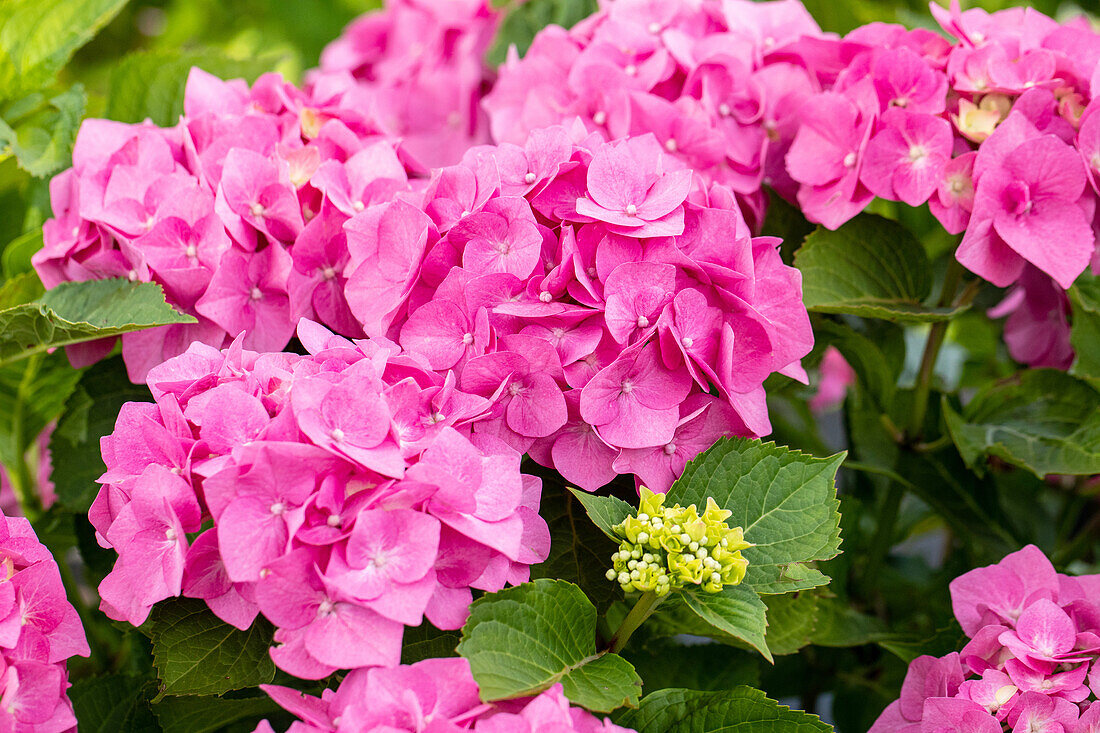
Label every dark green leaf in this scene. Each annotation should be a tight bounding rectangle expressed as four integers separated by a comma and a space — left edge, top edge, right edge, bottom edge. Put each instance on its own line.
534, 485, 621, 611
70, 674, 161, 733
1070, 272, 1100, 387
0, 278, 195, 367
943, 369, 1100, 477
568, 486, 635, 542
814, 318, 904, 412
487, 0, 598, 66
51, 357, 152, 512
0, 0, 130, 99
618, 686, 834, 732
150, 598, 276, 697
0, 350, 82, 466
152, 694, 283, 733
457, 579, 642, 712
795, 214, 964, 322
669, 438, 844, 594
623, 637, 759, 694
106, 50, 285, 127
400, 621, 461, 665
761, 592, 818, 656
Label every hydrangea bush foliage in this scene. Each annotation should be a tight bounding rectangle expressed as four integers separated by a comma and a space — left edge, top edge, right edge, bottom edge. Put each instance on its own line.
0, 0, 1099, 731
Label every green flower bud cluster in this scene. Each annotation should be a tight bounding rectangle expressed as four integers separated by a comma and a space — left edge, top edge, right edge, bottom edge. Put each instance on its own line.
604, 488, 751, 597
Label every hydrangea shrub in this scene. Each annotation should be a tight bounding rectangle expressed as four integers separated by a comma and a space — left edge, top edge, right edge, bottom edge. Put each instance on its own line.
0, 0, 1098, 731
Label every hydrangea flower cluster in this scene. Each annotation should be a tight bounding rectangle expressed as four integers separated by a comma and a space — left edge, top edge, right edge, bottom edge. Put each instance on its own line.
871, 545, 1100, 732
482, 0, 831, 229
785, 1, 1100, 293
33, 66, 418, 382
0, 510, 89, 733
606, 488, 750, 596
342, 123, 812, 492
307, 0, 501, 170
90, 321, 549, 679
253, 658, 633, 733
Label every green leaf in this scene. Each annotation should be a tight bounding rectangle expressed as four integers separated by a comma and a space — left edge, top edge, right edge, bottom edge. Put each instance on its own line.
535, 484, 621, 611
0, 278, 195, 367
457, 579, 642, 712
0, 270, 44, 309
70, 674, 161, 733
623, 637, 759, 694
0, 86, 85, 177
152, 694, 283, 733
761, 592, 818, 656
2, 228, 43, 278
51, 357, 152, 512
0, 0, 130, 100
400, 621, 461, 665
682, 584, 771, 662
814, 318, 904, 412
487, 0, 598, 66
943, 369, 1100, 477
669, 438, 844, 595
568, 486, 635, 541
795, 214, 964, 322
0, 350, 82, 466
1069, 272, 1100, 387
106, 50, 285, 127
618, 686, 834, 732
150, 598, 276, 697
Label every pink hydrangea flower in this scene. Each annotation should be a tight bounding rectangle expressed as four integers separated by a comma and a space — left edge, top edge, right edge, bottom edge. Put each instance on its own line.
253, 657, 634, 732
871, 545, 1100, 733
0, 510, 89, 732
345, 126, 813, 492
92, 322, 550, 677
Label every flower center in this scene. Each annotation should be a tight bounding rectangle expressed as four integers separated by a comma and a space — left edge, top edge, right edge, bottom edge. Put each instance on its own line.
326, 514, 342, 527
249, 287, 263, 301
270, 502, 286, 515
663, 443, 677, 455
165, 528, 177, 542
682, 336, 694, 348
593, 111, 607, 126
462, 332, 474, 345
525, 172, 537, 184
625, 204, 638, 217
184, 244, 197, 258
843, 152, 857, 168
249, 202, 266, 217
908, 144, 929, 165
1003, 180, 1033, 216
665, 138, 678, 152
620, 379, 634, 395
636, 315, 650, 328
322, 266, 337, 280
508, 381, 525, 396
352, 200, 365, 212
539, 290, 553, 303
331, 427, 346, 443
718, 103, 732, 117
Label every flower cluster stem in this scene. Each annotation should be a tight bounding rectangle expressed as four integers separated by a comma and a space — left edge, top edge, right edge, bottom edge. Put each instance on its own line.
608, 591, 663, 655
906, 259, 964, 443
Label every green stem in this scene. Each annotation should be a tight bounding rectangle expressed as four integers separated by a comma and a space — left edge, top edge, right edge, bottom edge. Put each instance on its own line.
905, 259, 965, 443
8, 354, 43, 522
607, 591, 663, 655
862, 480, 905, 588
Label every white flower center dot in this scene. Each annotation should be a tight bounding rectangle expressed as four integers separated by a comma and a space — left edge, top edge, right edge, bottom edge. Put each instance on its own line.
462, 332, 474, 345
353, 201, 365, 212
249, 202, 265, 217
593, 111, 607, 125
843, 152, 857, 168
626, 204, 638, 216
524, 172, 537, 184
636, 315, 650, 328
331, 428, 345, 442
249, 287, 263, 301
682, 336, 694, 348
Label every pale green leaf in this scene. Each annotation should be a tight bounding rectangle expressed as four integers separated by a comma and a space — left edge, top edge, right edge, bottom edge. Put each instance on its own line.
106, 50, 286, 127
567, 487, 634, 541
0, 86, 85, 177
0, 0, 130, 99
